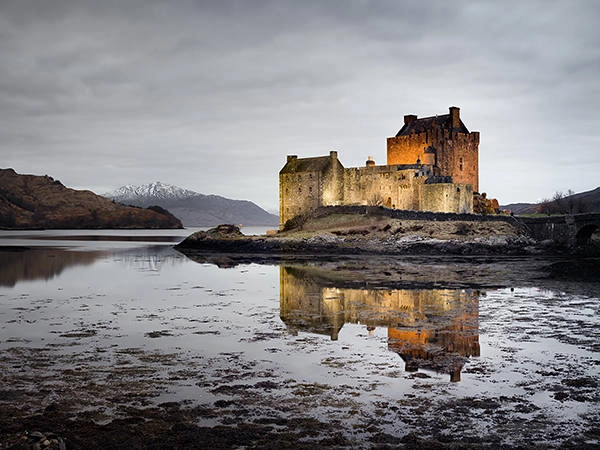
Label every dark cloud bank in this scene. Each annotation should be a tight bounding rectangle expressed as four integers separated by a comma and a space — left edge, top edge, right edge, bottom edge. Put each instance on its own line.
1, 0, 599, 211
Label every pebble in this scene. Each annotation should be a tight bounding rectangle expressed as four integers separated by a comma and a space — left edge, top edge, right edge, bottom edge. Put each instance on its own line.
9, 431, 66, 450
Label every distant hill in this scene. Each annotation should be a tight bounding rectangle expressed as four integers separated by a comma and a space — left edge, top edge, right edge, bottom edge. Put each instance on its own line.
104, 182, 279, 227
499, 202, 538, 215
0, 169, 182, 229
501, 187, 600, 215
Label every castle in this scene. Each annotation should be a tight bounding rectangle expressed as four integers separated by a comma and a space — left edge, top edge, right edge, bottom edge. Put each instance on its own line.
279, 106, 480, 229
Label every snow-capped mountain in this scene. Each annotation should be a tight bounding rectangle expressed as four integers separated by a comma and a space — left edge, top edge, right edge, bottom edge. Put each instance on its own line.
104, 181, 199, 202
104, 182, 278, 227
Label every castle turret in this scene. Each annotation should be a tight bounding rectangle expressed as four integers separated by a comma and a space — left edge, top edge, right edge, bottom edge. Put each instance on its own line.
366, 156, 375, 167
422, 146, 436, 166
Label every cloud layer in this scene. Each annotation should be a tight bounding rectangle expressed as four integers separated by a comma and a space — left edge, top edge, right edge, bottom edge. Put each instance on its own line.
1, 0, 599, 210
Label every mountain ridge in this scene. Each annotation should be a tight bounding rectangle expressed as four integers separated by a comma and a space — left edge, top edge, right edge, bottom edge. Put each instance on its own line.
0, 169, 182, 229
104, 182, 278, 227
105, 181, 199, 202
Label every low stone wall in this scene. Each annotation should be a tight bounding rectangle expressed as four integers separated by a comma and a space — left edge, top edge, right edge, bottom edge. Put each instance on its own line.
311, 205, 519, 224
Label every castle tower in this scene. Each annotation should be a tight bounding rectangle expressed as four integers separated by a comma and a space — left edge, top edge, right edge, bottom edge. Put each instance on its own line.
278, 151, 344, 229
386, 106, 479, 192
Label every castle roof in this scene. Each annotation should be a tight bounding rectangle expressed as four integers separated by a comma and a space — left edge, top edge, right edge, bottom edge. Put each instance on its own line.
280, 154, 340, 174
395, 114, 469, 137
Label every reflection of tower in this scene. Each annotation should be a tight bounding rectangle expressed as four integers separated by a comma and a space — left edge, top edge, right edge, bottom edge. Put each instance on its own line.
279, 266, 480, 381
387, 290, 480, 382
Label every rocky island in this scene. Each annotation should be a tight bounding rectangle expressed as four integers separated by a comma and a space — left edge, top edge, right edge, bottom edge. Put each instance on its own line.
176, 207, 536, 257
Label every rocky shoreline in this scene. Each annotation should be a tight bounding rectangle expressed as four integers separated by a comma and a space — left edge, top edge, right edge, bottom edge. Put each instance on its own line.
174, 220, 546, 257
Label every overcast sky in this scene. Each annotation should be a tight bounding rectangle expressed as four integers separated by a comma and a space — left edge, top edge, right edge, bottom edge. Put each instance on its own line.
1, 0, 599, 212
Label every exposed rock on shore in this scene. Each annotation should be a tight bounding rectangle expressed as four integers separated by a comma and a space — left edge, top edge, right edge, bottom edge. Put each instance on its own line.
175, 214, 539, 256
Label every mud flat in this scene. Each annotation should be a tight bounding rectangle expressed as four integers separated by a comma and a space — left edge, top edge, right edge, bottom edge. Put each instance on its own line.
1, 230, 599, 449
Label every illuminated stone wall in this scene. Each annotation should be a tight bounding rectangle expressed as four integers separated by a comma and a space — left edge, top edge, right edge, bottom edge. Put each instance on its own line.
342, 165, 431, 210
387, 130, 479, 192
279, 152, 344, 229
421, 183, 473, 214
279, 157, 472, 227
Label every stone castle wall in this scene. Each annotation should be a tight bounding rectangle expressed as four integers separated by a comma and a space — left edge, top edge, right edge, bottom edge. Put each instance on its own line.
342, 165, 429, 210
280, 162, 473, 228
279, 170, 321, 229
321, 155, 345, 207
421, 183, 473, 215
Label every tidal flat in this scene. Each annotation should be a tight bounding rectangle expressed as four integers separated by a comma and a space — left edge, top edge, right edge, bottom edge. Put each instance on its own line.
0, 230, 598, 449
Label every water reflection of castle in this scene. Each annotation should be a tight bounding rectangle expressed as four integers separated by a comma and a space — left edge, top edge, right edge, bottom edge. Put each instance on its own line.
280, 266, 480, 381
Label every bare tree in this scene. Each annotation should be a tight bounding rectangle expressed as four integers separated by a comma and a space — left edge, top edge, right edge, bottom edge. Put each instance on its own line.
537, 189, 588, 215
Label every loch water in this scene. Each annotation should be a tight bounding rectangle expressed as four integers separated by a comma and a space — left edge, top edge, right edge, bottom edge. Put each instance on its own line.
0, 230, 598, 447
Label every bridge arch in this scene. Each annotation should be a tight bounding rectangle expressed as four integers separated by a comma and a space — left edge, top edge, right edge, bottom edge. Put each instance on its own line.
517, 213, 600, 248
575, 223, 599, 245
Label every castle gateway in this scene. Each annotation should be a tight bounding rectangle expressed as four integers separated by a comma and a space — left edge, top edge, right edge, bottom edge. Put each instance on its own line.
279, 107, 479, 229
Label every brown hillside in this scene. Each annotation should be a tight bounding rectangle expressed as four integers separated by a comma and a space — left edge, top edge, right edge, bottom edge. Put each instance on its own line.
0, 168, 182, 229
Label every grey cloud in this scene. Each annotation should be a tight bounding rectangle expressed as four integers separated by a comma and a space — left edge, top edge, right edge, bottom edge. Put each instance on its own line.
0, 0, 599, 209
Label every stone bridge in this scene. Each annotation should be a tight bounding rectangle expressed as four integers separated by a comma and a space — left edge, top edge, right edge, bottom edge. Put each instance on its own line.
517, 213, 600, 248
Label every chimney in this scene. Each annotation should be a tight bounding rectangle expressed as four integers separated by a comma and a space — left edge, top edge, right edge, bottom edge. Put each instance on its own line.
330, 151, 338, 160
366, 156, 375, 167
404, 114, 417, 125
449, 106, 460, 129
287, 155, 297, 162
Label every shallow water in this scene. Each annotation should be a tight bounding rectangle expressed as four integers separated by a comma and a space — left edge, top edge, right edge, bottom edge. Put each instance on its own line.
0, 230, 598, 447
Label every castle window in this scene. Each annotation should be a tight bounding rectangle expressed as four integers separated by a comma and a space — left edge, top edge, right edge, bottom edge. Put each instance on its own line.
298, 175, 302, 181
309, 173, 313, 179
459, 157, 463, 171
299, 187, 302, 193
309, 186, 312, 193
